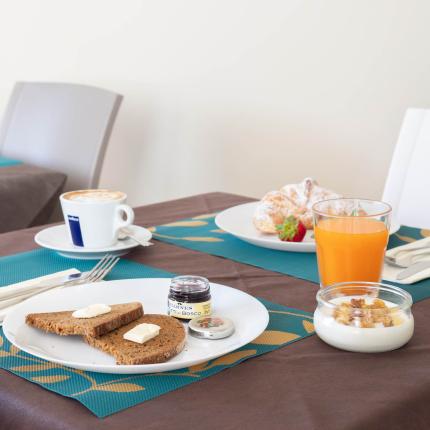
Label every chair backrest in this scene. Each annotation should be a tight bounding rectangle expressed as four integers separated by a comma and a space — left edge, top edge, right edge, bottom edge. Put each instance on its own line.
0, 82, 122, 190
383, 108, 430, 229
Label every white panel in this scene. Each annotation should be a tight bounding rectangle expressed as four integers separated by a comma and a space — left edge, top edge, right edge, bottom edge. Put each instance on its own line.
383, 109, 430, 229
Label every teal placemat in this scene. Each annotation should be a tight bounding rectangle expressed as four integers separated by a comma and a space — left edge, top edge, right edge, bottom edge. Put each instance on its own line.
152, 214, 430, 303
0, 156, 21, 167
0, 248, 314, 417
0, 248, 174, 285
151, 215, 319, 283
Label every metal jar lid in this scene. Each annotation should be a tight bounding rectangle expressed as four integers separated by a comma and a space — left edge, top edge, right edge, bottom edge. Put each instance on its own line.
188, 316, 235, 340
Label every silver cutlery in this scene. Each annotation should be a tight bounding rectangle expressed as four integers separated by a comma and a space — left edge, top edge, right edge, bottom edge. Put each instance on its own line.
396, 260, 430, 280
119, 227, 153, 247
0, 254, 120, 307
0, 271, 80, 301
384, 256, 408, 268
85, 255, 120, 282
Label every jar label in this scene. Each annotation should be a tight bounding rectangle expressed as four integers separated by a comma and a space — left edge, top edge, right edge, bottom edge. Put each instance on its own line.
168, 299, 212, 320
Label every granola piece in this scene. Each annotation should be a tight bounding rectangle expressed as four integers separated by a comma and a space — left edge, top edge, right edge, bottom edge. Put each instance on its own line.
333, 297, 402, 328
334, 303, 352, 326
350, 298, 366, 308
359, 309, 375, 328
370, 298, 386, 309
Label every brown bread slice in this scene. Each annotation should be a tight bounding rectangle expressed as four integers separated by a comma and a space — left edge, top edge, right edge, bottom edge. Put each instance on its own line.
25, 302, 143, 337
84, 314, 186, 365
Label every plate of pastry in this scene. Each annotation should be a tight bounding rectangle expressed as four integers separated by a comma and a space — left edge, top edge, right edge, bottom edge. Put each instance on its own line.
215, 178, 400, 253
3, 278, 269, 374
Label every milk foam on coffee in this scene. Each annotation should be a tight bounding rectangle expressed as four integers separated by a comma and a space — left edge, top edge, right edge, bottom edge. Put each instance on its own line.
64, 189, 124, 203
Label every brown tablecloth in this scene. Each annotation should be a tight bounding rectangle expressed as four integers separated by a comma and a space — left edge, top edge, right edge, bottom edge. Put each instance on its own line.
0, 163, 66, 233
1, 192, 429, 430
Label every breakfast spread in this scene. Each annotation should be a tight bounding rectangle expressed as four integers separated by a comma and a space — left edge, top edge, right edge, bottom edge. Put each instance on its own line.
72, 303, 112, 319
168, 275, 212, 320
314, 296, 414, 353
26, 302, 143, 337
6, 184, 417, 386
85, 315, 186, 365
123, 323, 161, 344
253, 178, 341, 238
188, 316, 235, 340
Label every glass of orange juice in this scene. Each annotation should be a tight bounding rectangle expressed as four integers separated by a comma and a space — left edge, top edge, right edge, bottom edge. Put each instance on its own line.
313, 199, 391, 288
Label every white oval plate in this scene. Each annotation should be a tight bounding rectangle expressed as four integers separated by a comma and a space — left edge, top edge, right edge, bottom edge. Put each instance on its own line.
3, 279, 269, 374
215, 202, 401, 253
34, 225, 151, 259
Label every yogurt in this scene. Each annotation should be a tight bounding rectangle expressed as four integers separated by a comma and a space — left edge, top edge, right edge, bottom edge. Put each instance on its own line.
314, 296, 414, 353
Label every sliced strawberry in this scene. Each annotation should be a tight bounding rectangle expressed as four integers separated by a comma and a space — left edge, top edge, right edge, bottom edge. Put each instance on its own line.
276, 216, 307, 242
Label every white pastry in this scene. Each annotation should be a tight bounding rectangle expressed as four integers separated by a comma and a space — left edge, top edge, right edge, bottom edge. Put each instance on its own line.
253, 191, 296, 233
253, 178, 341, 232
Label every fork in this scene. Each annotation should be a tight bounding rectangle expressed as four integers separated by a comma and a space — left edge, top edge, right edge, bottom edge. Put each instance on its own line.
79, 254, 120, 284
0, 255, 120, 310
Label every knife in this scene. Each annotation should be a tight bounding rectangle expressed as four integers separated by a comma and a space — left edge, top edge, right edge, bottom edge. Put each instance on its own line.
396, 260, 430, 280
0, 270, 81, 301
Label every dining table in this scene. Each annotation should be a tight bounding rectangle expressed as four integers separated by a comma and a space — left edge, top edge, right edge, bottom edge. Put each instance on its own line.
1, 192, 430, 430
0, 161, 66, 233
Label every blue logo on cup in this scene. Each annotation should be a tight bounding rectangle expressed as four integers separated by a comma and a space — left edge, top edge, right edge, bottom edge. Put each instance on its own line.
67, 215, 84, 247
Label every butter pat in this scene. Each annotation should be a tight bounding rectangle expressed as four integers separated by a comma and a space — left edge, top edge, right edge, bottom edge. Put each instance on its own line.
72, 304, 111, 319
123, 323, 160, 344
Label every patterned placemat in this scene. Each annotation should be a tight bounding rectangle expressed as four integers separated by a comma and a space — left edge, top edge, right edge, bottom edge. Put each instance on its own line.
0, 248, 173, 285
0, 248, 314, 417
152, 214, 430, 302
0, 156, 21, 167
151, 214, 319, 282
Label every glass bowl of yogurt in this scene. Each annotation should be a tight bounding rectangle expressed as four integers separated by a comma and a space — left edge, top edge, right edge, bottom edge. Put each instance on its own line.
314, 282, 414, 353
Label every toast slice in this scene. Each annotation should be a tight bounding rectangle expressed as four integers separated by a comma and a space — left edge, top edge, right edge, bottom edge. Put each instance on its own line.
84, 314, 186, 365
25, 302, 143, 337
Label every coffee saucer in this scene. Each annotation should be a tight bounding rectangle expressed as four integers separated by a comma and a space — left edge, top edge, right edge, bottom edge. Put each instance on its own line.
34, 225, 152, 260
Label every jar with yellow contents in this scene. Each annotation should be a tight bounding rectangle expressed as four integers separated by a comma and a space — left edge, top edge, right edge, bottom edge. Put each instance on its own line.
167, 275, 212, 321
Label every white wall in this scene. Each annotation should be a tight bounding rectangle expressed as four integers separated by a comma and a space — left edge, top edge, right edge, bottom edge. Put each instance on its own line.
1, 0, 430, 206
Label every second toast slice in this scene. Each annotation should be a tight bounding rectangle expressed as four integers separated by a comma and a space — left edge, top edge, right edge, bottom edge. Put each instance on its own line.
84, 314, 186, 365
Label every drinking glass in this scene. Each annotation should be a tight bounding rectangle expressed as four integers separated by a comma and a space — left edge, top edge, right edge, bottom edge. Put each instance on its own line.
312, 198, 391, 288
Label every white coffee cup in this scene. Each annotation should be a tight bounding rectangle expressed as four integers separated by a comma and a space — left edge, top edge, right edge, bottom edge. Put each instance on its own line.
60, 189, 135, 248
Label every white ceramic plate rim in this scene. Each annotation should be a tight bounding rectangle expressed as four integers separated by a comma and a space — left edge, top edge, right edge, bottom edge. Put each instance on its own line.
215, 202, 401, 252
34, 224, 151, 253
3, 279, 269, 374
215, 202, 315, 252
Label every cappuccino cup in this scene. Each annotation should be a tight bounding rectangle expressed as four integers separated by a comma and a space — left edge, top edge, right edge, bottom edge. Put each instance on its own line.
60, 189, 135, 248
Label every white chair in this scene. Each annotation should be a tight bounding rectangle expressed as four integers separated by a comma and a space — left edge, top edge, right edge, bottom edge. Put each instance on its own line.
0, 82, 123, 190
383, 108, 430, 229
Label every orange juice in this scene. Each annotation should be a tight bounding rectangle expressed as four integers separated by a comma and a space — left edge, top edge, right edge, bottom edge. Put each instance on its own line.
314, 218, 389, 287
